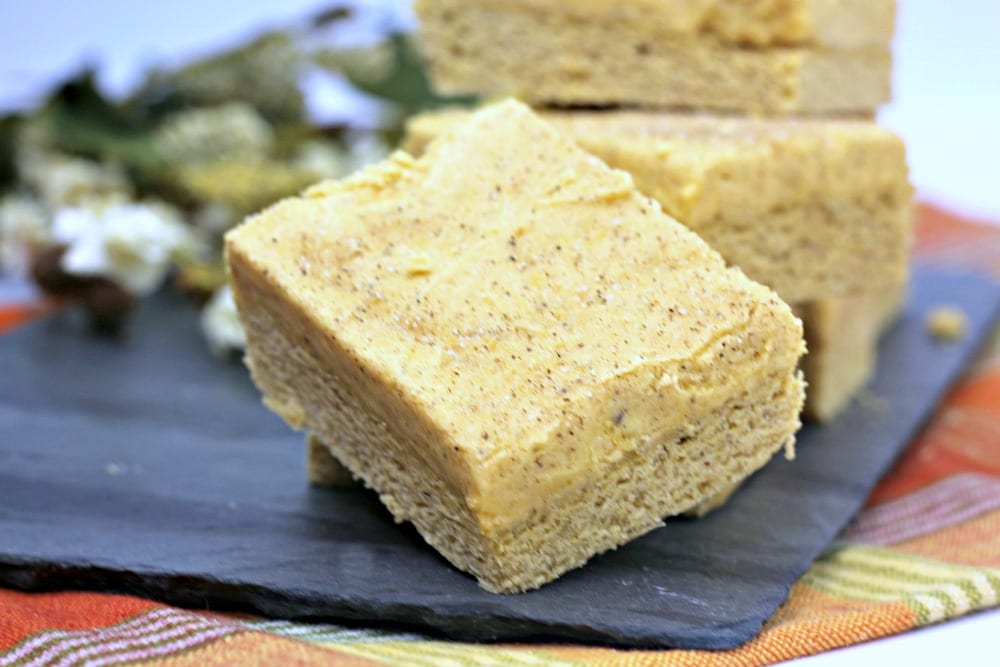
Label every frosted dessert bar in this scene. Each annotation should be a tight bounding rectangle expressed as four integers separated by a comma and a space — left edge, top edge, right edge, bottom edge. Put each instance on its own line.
227, 100, 805, 592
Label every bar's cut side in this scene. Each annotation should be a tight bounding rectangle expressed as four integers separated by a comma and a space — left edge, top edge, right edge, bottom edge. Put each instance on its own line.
415, 0, 892, 113
226, 100, 805, 593
405, 109, 912, 304
797, 281, 907, 422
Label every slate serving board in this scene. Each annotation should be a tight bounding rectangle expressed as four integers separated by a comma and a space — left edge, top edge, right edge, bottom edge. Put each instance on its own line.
1, 266, 999, 650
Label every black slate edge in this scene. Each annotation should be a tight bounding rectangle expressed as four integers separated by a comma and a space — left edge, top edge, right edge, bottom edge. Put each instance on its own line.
0, 554, 756, 648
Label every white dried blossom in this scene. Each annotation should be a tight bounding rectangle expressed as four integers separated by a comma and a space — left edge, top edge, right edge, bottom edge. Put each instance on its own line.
154, 102, 274, 165
201, 285, 246, 357
51, 201, 193, 296
19, 149, 131, 208
0, 194, 50, 276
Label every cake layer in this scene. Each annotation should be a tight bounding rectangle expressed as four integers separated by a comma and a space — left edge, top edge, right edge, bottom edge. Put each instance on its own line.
417, 0, 896, 50
797, 281, 907, 422
415, 1, 893, 113
405, 109, 912, 303
227, 100, 805, 593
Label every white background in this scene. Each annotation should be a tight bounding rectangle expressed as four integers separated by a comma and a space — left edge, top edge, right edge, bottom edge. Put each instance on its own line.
1, 0, 998, 663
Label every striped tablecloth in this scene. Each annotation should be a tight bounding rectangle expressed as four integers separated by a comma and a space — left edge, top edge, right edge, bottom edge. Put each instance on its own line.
1, 203, 998, 667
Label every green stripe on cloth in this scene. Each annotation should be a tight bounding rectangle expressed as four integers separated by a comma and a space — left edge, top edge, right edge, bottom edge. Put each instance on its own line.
242, 620, 582, 666
330, 640, 582, 667
802, 544, 1000, 624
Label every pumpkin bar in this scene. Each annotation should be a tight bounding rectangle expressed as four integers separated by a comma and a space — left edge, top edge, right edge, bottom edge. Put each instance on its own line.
405, 109, 912, 304
797, 280, 906, 422
415, 0, 894, 113
226, 100, 805, 593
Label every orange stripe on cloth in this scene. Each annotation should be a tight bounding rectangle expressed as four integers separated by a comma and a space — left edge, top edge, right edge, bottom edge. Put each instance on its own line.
946, 370, 1000, 414
913, 203, 986, 248
914, 202, 1000, 274
0, 590, 159, 649
532, 584, 915, 666
867, 403, 1000, 505
0, 300, 58, 334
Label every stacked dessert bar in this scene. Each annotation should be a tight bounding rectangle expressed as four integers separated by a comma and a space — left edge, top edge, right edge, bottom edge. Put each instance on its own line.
416, 0, 895, 114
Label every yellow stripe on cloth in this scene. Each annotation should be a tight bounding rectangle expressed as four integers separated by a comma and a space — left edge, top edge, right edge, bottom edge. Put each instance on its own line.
139, 631, 384, 666
333, 640, 584, 667
802, 544, 1000, 624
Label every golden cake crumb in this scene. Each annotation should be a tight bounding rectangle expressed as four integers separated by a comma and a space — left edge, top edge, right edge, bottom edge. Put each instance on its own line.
926, 306, 968, 342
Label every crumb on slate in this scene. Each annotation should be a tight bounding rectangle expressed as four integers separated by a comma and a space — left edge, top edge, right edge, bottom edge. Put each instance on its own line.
925, 306, 968, 342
